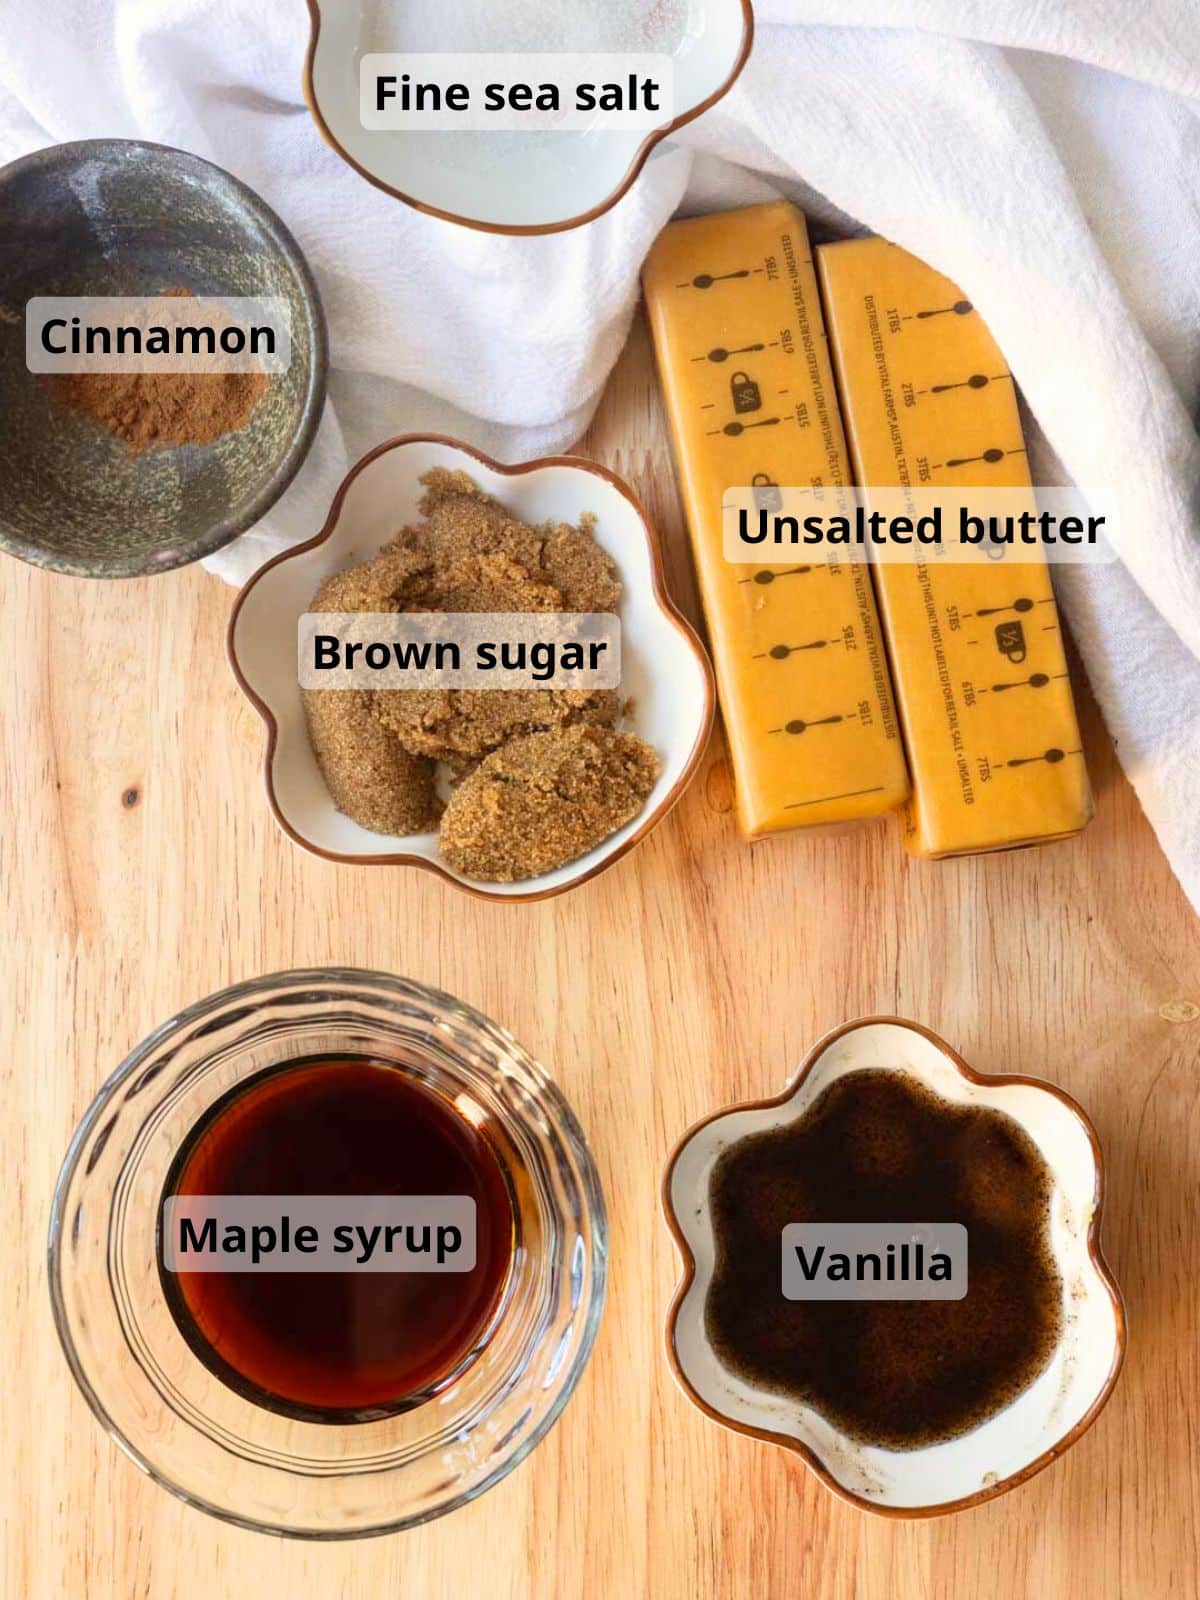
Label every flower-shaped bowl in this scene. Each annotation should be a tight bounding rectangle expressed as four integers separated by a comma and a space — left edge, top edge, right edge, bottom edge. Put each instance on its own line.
663, 1017, 1125, 1516
303, 0, 754, 232
228, 433, 713, 900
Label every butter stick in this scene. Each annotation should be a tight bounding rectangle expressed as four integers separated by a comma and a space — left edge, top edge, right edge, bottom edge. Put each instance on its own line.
816, 237, 1092, 857
643, 204, 909, 839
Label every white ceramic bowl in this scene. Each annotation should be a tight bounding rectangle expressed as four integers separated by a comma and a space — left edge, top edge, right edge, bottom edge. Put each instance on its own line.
229, 433, 713, 901
303, 0, 753, 232
664, 1017, 1125, 1517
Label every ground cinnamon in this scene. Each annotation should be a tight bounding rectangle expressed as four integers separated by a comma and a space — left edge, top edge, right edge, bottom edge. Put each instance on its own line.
59, 369, 268, 453
57, 288, 268, 454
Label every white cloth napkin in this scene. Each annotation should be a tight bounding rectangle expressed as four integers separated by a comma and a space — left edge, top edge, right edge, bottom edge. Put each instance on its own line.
4, 1, 1199, 910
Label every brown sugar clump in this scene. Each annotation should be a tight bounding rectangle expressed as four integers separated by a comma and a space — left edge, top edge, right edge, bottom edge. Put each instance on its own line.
401, 550, 564, 614
374, 687, 621, 766
304, 543, 439, 833
537, 516, 622, 612
302, 689, 440, 836
311, 544, 431, 613
439, 724, 661, 882
409, 469, 622, 611
364, 473, 623, 765
415, 469, 511, 543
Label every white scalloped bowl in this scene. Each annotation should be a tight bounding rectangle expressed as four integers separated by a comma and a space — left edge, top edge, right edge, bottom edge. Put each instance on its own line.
664, 1018, 1125, 1517
228, 433, 713, 901
303, 0, 754, 232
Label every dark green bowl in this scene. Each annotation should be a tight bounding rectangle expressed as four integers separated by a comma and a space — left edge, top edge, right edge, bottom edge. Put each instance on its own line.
0, 140, 328, 577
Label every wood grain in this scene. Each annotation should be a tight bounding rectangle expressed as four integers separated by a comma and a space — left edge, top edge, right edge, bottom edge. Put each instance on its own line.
3, 314, 1199, 1599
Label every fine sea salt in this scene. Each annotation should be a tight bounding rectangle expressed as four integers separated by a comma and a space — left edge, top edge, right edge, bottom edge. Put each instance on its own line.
367, 0, 691, 56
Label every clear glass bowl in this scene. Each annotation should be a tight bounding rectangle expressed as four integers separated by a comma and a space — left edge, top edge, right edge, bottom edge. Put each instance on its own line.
48, 969, 607, 1538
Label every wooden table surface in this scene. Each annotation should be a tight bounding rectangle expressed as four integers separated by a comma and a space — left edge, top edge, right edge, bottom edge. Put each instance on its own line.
5, 316, 1199, 1600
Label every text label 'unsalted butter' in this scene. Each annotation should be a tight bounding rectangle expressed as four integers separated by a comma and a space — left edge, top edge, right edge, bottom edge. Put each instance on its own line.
722, 486, 1118, 564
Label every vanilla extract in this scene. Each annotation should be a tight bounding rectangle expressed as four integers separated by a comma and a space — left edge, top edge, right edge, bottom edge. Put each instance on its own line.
706, 1069, 1063, 1448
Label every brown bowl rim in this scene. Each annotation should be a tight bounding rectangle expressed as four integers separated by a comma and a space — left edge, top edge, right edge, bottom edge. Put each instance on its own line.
660, 1014, 1127, 1518
301, 0, 755, 236
226, 430, 716, 903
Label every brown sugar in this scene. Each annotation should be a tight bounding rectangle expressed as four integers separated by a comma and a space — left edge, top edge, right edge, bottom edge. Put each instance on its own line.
374, 687, 621, 767
302, 471, 658, 878
406, 469, 622, 611
302, 688, 441, 836
438, 724, 661, 882
402, 550, 563, 615
309, 544, 431, 614
366, 472, 623, 765
302, 548, 440, 835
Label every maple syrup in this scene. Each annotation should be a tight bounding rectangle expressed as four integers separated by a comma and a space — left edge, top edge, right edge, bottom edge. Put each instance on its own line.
158, 1055, 515, 1422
